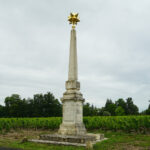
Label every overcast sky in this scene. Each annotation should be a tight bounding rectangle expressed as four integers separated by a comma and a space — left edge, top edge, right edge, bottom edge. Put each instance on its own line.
0, 0, 150, 111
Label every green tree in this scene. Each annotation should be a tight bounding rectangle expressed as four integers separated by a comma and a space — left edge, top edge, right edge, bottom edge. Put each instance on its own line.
104, 99, 116, 116
0, 105, 5, 117
103, 111, 111, 116
126, 97, 139, 115
30, 92, 62, 117
97, 107, 105, 116
83, 103, 99, 116
115, 106, 125, 116
145, 104, 150, 115
42, 92, 62, 117
115, 98, 127, 114
4, 94, 24, 117
3, 92, 62, 117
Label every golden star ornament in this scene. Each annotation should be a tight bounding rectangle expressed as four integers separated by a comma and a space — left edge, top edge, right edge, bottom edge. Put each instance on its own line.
68, 13, 80, 29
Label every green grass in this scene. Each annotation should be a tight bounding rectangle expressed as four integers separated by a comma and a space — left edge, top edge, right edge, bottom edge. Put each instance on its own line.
0, 141, 85, 150
94, 131, 150, 149
0, 130, 150, 150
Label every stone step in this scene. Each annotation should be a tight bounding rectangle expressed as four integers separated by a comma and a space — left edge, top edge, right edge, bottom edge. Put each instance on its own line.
40, 134, 98, 144
29, 139, 86, 147
29, 137, 107, 148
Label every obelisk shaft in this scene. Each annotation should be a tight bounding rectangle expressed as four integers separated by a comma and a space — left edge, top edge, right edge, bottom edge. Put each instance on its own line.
68, 29, 78, 81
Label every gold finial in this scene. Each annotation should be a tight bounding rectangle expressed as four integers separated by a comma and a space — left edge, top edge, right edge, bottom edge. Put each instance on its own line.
68, 13, 80, 29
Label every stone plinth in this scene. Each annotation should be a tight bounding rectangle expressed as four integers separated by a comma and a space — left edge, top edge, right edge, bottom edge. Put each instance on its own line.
58, 81, 86, 135
40, 134, 97, 143
29, 133, 106, 147
58, 97, 86, 135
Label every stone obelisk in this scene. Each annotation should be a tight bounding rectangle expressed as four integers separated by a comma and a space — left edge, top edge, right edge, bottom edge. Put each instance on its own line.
58, 13, 86, 135
31, 14, 105, 147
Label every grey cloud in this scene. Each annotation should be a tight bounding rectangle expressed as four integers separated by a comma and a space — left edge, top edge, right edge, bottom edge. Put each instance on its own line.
0, 0, 150, 111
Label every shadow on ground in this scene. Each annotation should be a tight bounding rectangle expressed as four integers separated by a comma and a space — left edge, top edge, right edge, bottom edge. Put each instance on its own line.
0, 148, 21, 150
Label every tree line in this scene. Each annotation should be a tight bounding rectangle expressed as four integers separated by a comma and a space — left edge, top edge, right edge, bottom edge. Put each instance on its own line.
0, 92, 150, 117
0, 92, 62, 117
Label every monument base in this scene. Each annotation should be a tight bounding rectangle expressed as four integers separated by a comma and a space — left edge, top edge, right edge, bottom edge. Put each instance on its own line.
29, 133, 106, 148
58, 123, 86, 135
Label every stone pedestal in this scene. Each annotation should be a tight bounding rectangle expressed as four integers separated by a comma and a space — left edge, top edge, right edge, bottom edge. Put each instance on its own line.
58, 80, 86, 135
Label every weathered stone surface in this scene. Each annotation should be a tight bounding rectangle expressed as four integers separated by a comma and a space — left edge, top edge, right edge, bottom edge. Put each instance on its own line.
30, 133, 107, 147
65, 80, 80, 90
58, 28, 86, 135
58, 99, 86, 135
29, 139, 86, 147
86, 141, 93, 149
58, 123, 86, 135
68, 29, 78, 81
40, 134, 96, 143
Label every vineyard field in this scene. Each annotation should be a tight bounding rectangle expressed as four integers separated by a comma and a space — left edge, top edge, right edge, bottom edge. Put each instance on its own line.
0, 116, 150, 132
